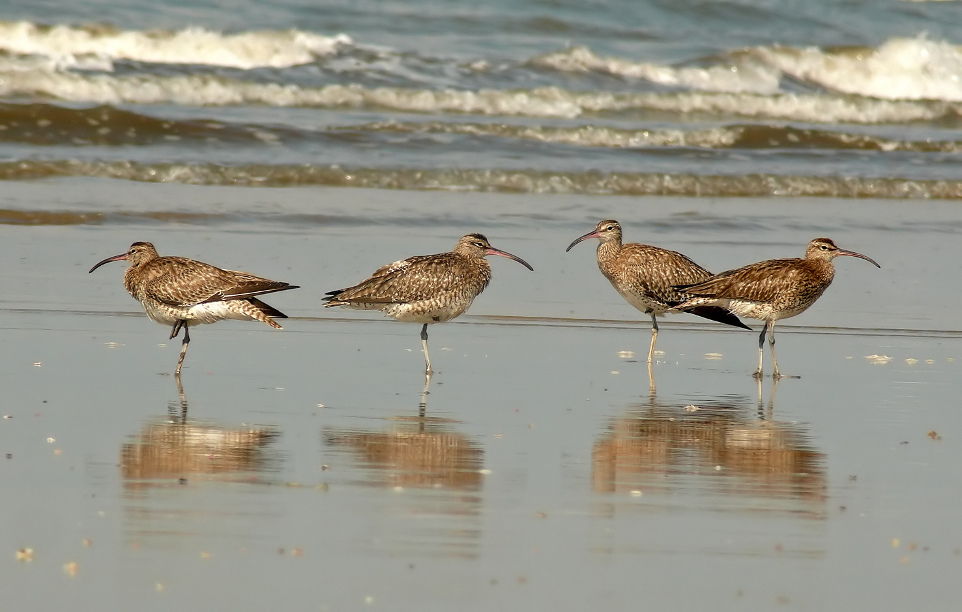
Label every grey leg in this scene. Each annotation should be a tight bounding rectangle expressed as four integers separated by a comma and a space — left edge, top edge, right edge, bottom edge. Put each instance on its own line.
176, 323, 190, 375
769, 321, 781, 379
420, 323, 433, 374
754, 324, 767, 378
647, 313, 658, 364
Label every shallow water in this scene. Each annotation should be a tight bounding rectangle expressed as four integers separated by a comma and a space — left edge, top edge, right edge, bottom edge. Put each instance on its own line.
1, 181, 960, 609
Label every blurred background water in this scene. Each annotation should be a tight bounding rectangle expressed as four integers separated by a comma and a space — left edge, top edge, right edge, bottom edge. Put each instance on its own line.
3, 0, 962, 198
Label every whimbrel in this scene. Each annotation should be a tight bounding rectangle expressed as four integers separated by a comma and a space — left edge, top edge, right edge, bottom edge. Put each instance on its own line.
323, 233, 533, 375
673, 238, 880, 378
566, 220, 750, 363
89, 242, 298, 375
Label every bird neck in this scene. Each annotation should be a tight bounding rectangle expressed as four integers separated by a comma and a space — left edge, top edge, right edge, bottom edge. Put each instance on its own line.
123, 265, 144, 299
596, 239, 621, 267
809, 258, 836, 284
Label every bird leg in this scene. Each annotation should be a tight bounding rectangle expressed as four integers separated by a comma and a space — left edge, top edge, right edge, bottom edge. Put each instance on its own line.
768, 321, 780, 379
647, 313, 658, 364
754, 324, 767, 379
169, 320, 185, 340
176, 322, 190, 376
420, 323, 433, 375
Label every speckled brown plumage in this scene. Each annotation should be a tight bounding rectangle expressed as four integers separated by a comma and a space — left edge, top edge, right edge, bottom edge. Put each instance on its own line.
566, 220, 749, 363
324, 233, 533, 374
673, 237, 880, 378
89, 241, 298, 375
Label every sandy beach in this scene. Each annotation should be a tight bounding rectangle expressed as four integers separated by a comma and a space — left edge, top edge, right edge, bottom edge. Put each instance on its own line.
1, 178, 959, 609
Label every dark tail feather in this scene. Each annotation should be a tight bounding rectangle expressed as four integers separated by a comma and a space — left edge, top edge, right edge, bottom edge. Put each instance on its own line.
687, 305, 751, 330
322, 289, 343, 304
248, 297, 288, 319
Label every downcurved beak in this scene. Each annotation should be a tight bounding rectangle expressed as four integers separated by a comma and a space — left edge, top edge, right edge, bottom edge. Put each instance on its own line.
485, 247, 534, 271
565, 230, 599, 252
838, 248, 880, 268
89, 252, 129, 273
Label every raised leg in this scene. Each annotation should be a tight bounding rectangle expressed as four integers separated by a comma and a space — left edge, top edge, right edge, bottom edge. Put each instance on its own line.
420, 323, 433, 375
647, 314, 658, 364
169, 320, 185, 340
754, 324, 767, 378
176, 323, 190, 376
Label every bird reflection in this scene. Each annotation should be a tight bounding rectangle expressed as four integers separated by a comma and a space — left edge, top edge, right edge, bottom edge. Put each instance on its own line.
592, 379, 826, 517
120, 374, 280, 484
646, 360, 655, 396
324, 374, 483, 490
323, 377, 484, 557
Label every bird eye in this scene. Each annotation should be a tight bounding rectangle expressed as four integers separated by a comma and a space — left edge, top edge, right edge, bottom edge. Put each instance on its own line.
606, 225, 614, 231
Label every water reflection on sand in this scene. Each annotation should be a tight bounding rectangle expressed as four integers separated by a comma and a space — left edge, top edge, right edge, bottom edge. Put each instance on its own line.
120, 377, 283, 545
592, 380, 827, 519
121, 376, 280, 484
322, 375, 484, 557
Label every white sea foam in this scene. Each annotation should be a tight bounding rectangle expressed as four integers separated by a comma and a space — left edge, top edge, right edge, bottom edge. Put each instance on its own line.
364, 121, 742, 148
755, 37, 962, 101
0, 21, 351, 70
0, 70, 587, 116
0, 67, 953, 124
536, 37, 962, 102
532, 46, 782, 94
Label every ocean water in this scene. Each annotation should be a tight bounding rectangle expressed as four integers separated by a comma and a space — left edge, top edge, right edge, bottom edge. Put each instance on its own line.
3, 0, 962, 197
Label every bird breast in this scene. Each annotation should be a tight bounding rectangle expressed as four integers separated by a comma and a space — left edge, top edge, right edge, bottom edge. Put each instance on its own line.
597, 244, 711, 315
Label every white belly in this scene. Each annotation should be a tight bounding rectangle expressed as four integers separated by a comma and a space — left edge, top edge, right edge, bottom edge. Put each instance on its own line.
721, 299, 779, 322
614, 284, 660, 316
386, 298, 475, 325
143, 301, 252, 326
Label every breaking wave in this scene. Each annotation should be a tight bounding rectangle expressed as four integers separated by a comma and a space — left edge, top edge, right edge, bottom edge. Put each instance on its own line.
0, 71, 957, 123
0, 20, 351, 70
534, 37, 962, 102
1, 160, 958, 198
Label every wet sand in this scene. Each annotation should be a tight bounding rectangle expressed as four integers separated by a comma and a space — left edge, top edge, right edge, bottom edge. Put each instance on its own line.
2, 179, 961, 609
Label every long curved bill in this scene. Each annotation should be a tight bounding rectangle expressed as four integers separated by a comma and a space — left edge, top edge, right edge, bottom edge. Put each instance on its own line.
838, 248, 881, 268
565, 230, 600, 252
89, 252, 129, 273
485, 246, 534, 271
